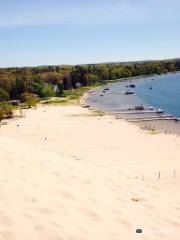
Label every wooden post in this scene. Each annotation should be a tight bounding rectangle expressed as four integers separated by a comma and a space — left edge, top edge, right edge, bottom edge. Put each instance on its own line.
142, 174, 144, 182
158, 171, 160, 180
17, 124, 19, 133
173, 169, 176, 178
20, 106, 22, 117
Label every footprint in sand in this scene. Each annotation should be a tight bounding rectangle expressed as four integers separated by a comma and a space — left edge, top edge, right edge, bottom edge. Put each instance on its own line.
81, 180, 91, 185
0, 231, 15, 240
39, 208, 56, 215
165, 219, 180, 227
116, 219, 132, 229
112, 209, 123, 216
34, 225, 63, 240
31, 197, 38, 203
23, 214, 34, 220
79, 207, 101, 222
70, 175, 78, 180
116, 196, 126, 203
0, 216, 13, 228
20, 177, 27, 181
24, 196, 38, 203
52, 171, 61, 177
143, 203, 155, 210
174, 206, 180, 211
89, 198, 97, 204
59, 190, 75, 201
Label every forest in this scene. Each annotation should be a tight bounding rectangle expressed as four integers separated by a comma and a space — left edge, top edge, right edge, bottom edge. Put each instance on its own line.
0, 59, 180, 102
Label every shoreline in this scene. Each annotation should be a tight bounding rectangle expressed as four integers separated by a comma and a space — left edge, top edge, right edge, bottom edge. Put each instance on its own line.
105, 70, 180, 83
84, 73, 180, 136
2, 71, 179, 138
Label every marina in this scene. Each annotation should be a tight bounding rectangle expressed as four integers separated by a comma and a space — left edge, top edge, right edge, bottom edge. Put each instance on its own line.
114, 106, 180, 122
86, 72, 180, 135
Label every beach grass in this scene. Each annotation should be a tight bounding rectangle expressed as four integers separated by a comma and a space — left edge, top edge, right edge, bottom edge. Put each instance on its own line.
90, 109, 105, 117
140, 124, 160, 135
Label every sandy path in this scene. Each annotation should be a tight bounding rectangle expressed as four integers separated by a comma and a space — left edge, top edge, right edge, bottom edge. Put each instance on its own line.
0, 105, 180, 240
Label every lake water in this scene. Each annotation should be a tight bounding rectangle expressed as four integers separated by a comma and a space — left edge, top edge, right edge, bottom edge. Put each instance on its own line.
135, 72, 180, 118
86, 72, 180, 135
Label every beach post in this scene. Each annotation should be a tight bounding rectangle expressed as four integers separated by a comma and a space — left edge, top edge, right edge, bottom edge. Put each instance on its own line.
141, 174, 144, 182
173, 169, 176, 178
19, 105, 22, 117
17, 124, 20, 133
158, 171, 161, 180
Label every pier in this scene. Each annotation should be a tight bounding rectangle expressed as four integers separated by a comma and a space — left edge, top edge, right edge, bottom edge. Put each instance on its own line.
126, 117, 179, 122
113, 106, 180, 122
124, 116, 179, 122
111, 110, 163, 115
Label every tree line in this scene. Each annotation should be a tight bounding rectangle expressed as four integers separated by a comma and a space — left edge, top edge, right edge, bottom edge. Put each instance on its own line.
0, 59, 180, 102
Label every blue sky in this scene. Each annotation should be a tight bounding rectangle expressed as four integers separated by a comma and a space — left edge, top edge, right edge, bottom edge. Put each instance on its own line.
0, 0, 180, 67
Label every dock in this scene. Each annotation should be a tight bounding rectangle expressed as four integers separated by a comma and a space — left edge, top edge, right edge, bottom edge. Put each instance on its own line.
116, 114, 171, 120
111, 110, 163, 115
114, 107, 154, 111
125, 116, 179, 122
114, 106, 180, 122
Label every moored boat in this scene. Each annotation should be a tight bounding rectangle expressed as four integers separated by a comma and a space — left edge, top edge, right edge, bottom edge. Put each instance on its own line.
125, 90, 134, 95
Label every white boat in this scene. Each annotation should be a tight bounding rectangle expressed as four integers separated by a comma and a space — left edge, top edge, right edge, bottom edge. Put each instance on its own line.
157, 109, 163, 113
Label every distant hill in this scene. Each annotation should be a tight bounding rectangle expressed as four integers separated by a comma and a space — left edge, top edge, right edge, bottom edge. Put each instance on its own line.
89, 58, 180, 66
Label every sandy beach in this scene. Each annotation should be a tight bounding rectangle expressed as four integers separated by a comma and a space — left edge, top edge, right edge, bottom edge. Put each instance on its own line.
0, 103, 180, 240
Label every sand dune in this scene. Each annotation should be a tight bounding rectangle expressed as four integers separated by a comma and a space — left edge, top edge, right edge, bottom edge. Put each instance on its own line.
0, 105, 180, 239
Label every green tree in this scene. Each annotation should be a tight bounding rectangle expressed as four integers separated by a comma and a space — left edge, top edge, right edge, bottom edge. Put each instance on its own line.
41, 85, 55, 98
0, 103, 13, 121
40, 72, 63, 84
88, 74, 99, 84
20, 92, 38, 108
0, 88, 10, 101
57, 82, 64, 96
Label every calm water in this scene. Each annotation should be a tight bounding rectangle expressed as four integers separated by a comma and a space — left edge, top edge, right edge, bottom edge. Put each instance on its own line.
86, 72, 180, 135
135, 72, 180, 118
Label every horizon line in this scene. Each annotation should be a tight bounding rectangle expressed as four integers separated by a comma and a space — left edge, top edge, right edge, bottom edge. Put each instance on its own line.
0, 57, 180, 69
